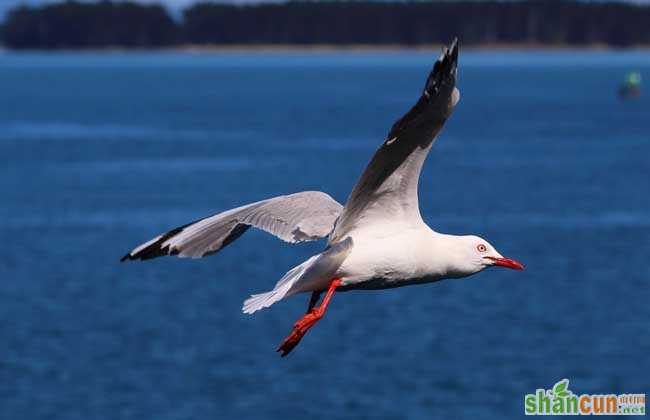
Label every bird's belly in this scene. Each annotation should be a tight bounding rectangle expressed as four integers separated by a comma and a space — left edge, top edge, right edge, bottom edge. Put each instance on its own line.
333, 230, 445, 290
337, 275, 441, 291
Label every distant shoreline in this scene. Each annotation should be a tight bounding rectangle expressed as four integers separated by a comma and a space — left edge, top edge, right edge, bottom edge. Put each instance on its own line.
5, 1, 649, 52
2, 43, 650, 53
175, 43, 647, 52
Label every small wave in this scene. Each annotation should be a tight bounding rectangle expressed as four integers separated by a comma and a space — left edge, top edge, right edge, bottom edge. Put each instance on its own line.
271, 137, 378, 151
3, 208, 220, 230
526, 212, 650, 229
53, 157, 256, 172
0, 121, 253, 142
430, 211, 650, 230
5, 209, 650, 230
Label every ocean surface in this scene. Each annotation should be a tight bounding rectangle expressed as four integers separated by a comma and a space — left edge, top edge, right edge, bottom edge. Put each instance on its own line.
1, 49, 649, 419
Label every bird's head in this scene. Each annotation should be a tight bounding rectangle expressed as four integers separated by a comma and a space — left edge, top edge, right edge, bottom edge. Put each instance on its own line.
450, 235, 524, 276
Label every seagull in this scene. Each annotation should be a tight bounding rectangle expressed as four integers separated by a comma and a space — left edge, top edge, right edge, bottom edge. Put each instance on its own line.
121, 38, 524, 357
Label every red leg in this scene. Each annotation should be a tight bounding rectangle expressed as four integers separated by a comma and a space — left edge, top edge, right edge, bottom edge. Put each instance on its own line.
277, 278, 342, 357
306, 291, 322, 313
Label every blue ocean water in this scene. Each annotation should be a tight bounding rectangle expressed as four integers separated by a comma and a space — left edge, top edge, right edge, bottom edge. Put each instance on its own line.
0, 49, 649, 419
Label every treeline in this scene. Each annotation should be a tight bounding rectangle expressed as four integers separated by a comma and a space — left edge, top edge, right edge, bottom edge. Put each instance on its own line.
2, 0, 650, 49
183, 1, 650, 46
2, 1, 177, 48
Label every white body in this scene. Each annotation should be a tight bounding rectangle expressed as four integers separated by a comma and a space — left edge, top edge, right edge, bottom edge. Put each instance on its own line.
305, 223, 464, 292
122, 40, 520, 316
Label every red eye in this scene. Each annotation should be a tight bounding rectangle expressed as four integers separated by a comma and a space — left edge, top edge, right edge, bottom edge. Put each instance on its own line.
477, 244, 488, 253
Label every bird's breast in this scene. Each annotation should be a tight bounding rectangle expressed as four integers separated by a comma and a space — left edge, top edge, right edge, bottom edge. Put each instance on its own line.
334, 226, 447, 289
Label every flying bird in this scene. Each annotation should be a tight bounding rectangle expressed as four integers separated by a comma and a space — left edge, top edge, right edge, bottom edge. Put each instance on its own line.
121, 38, 524, 357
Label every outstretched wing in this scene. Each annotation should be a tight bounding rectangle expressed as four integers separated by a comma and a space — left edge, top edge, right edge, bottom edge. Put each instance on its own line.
121, 191, 342, 261
330, 38, 460, 243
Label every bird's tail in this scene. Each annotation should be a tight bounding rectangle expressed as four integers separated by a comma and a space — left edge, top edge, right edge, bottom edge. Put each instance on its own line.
242, 237, 353, 314
242, 255, 318, 314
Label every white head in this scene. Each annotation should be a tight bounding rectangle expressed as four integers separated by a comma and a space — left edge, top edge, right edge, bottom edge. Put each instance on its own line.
446, 235, 524, 278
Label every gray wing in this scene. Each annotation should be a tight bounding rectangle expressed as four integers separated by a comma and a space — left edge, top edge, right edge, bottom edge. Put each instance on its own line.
330, 38, 459, 243
121, 191, 342, 261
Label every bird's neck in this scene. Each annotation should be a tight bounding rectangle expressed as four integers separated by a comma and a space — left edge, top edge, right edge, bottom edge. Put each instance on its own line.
425, 232, 481, 279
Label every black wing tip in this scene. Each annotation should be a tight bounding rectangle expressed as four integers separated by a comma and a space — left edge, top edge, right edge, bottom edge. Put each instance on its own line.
424, 37, 459, 95
449, 37, 459, 63
119, 217, 213, 263
119, 250, 148, 262
385, 36, 459, 139
439, 36, 459, 77
449, 36, 459, 51
119, 226, 185, 263
119, 243, 172, 262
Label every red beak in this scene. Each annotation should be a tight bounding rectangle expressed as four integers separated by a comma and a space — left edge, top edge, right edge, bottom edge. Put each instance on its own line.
485, 257, 524, 271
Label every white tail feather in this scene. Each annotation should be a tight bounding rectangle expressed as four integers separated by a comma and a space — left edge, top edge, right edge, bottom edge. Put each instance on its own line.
242, 256, 317, 314
241, 237, 353, 315
242, 284, 291, 314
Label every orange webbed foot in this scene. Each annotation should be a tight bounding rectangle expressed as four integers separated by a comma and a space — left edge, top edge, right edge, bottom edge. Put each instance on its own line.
277, 309, 323, 357
276, 279, 341, 357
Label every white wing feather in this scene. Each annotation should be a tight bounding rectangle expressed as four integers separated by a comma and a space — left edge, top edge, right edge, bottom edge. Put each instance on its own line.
122, 191, 342, 261
330, 39, 459, 242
